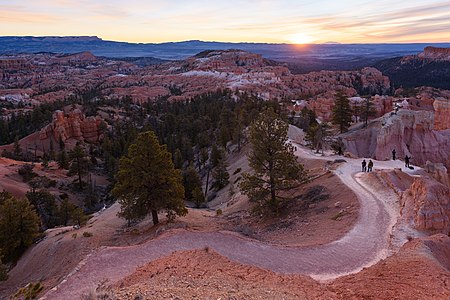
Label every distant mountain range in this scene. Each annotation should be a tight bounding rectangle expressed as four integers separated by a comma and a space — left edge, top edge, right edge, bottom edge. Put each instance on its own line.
1, 36, 449, 62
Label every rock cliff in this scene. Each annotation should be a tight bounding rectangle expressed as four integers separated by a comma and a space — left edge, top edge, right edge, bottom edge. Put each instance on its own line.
400, 177, 450, 233
342, 110, 450, 170
425, 161, 450, 187
417, 46, 450, 61
433, 97, 450, 131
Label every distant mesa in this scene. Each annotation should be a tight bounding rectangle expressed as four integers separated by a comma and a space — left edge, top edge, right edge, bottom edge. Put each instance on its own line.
418, 46, 450, 61
35, 36, 102, 42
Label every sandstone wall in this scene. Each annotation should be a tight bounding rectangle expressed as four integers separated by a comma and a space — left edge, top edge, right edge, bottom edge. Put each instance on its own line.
433, 98, 450, 131
342, 110, 450, 170
401, 177, 450, 233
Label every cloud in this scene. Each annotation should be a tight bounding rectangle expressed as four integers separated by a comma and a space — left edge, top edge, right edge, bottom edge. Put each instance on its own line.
0, 0, 449, 43
0, 5, 62, 23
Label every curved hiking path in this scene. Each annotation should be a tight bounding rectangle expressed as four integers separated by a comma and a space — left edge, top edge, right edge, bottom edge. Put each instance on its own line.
43, 145, 411, 299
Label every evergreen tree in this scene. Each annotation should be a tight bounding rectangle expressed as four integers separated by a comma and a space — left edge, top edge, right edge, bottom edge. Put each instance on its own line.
183, 164, 203, 203
239, 109, 308, 215
26, 190, 60, 229
58, 198, 75, 226
361, 97, 377, 127
0, 193, 40, 262
210, 144, 223, 168
332, 92, 353, 133
113, 131, 187, 225
13, 136, 21, 159
305, 122, 331, 154
199, 147, 209, 171
71, 207, 88, 226
57, 151, 69, 169
212, 157, 230, 191
68, 144, 89, 190
41, 153, 49, 169
173, 148, 183, 169
191, 186, 205, 208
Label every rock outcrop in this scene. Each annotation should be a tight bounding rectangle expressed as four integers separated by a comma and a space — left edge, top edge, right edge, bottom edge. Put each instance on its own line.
39, 109, 104, 143
425, 161, 450, 187
400, 177, 450, 233
417, 46, 450, 61
342, 110, 450, 170
433, 97, 450, 131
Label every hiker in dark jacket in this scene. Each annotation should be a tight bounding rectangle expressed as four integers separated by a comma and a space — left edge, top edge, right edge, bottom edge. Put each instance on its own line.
367, 160, 374, 172
362, 159, 367, 172
392, 149, 396, 160
405, 155, 410, 168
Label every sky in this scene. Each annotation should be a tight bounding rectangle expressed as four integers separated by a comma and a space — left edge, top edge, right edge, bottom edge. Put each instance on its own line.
1, 0, 450, 44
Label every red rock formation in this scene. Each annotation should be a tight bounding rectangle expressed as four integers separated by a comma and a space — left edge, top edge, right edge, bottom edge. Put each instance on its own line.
433, 97, 450, 130
400, 177, 450, 233
417, 46, 450, 61
39, 109, 104, 143
425, 161, 450, 187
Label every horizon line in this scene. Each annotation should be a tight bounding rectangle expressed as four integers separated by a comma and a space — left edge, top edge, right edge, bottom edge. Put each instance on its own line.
1, 35, 450, 46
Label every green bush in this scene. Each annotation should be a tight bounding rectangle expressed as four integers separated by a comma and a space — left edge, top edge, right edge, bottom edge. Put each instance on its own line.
14, 282, 44, 299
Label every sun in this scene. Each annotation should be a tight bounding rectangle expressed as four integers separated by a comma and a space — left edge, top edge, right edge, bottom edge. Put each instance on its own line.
289, 33, 315, 44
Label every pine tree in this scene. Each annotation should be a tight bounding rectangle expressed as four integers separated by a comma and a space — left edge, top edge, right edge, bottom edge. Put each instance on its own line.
71, 207, 88, 226
173, 148, 183, 169
212, 157, 230, 191
0, 193, 40, 262
57, 151, 69, 169
210, 144, 223, 169
13, 136, 21, 159
305, 122, 331, 153
183, 164, 203, 203
239, 109, 308, 215
68, 144, 89, 190
58, 198, 75, 226
192, 186, 205, 208
361, 97, 377, 127
332, 92, 353, 133
113, 131, 187, 225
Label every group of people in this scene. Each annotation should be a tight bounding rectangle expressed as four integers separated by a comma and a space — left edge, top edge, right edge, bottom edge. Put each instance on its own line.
361, 159, 373, 172
392, 149, 412, 168
360, 150, 412, 173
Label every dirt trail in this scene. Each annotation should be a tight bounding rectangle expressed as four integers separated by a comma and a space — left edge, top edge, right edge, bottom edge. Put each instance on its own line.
43, 144, 413, 299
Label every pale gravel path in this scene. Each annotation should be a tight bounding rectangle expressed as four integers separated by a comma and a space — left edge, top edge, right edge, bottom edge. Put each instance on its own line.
43, 144, 415, 299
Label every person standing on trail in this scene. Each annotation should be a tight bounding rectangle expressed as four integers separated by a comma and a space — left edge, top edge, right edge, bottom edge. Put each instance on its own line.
362, 159, 367, 172
405, 155, 410, 168
392, 149, 396, 160
367, 160, 374, 172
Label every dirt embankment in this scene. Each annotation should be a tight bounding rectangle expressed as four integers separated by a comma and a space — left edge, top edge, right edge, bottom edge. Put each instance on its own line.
107, 234, 450, 300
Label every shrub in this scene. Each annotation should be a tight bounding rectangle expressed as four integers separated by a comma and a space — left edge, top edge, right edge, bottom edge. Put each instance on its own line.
216, 209, 223, 216
18, 164, 37, 182
83, 231, 93, 238
232, 168, 241, 175
14, 282, 44, 299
